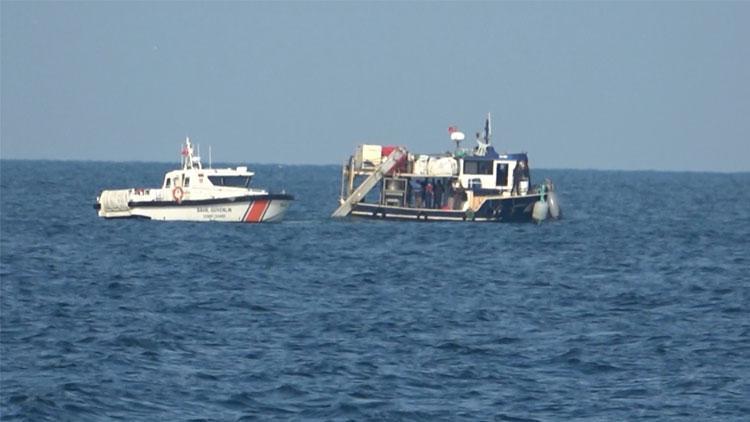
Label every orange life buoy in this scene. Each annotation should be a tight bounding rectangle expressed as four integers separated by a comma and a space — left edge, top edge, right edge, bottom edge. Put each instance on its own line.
172, 187, 184, 203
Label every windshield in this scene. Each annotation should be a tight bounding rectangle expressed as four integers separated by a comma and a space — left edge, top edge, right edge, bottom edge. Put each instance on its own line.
207, 176, 251, 188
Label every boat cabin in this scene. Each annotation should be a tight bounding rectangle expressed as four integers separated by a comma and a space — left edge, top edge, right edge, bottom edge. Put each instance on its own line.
160, 137, 255, 191
358, 145, 532, 210
455, 147, 529, 195
162, 169, 254, 190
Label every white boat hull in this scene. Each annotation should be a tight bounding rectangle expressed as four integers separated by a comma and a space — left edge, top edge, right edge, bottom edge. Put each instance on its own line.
97, 194, 293, 223
96, 138, 293, 223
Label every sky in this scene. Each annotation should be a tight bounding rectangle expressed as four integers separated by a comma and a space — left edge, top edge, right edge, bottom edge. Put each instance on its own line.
1, 1, 748, 172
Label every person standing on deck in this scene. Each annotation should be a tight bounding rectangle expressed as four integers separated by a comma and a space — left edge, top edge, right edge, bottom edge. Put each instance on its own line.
435, 180, 445, 209
512, 160, 530, 195
425, 180, 434, 209
455, 183, 467, 209
418, 179, 427, 208
409, 178, 421, 207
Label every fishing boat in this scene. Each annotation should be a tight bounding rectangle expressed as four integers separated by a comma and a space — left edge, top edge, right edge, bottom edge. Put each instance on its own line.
332, 113, 561, 223
95, 138, 293, 222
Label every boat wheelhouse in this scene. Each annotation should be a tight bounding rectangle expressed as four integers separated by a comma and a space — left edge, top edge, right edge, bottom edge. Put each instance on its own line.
332, 114, 560, 222
95, 138, 293, 222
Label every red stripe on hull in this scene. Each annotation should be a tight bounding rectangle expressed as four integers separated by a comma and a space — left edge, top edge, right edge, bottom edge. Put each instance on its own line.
242, 203, 252, 221
244, 199, 270, 223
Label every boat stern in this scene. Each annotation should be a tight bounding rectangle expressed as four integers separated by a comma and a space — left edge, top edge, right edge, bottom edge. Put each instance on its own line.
96, 189, 133, 218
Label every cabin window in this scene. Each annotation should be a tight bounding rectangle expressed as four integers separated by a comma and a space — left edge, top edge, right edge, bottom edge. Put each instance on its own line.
496, 163, 509, 187
207, 176, 251, 187
463, 160, 493, 175
165, 178, 171, 188
184, 177, 190, 187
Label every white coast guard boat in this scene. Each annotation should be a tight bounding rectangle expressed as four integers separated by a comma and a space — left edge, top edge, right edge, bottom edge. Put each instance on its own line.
95, 138, 293, 222
332, 113, 561, 223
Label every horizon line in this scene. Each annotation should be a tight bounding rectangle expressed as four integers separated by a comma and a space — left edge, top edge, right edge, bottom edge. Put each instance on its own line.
1, 157, 747, 175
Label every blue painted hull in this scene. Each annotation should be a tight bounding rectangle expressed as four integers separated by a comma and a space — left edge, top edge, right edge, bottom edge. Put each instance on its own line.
350, 193, 542, 222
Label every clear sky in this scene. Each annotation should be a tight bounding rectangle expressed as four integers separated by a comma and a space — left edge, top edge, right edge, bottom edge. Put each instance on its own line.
2, 1, 748, 172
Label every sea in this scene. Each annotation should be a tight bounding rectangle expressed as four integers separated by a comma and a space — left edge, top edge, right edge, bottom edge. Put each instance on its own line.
1, 160, 748, 421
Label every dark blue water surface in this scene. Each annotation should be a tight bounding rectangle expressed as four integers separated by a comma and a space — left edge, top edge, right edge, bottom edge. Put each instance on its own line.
1, 160, 749, 421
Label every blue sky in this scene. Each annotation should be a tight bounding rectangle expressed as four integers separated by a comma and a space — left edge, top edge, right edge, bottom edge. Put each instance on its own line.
2, 1, 748, 171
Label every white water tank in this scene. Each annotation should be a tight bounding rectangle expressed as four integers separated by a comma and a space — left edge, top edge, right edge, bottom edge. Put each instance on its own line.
427, 157, 458, 176
355, 144, 382, 169
412, 155, 430, 175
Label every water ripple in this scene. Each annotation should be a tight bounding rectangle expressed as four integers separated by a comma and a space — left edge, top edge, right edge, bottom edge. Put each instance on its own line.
1, 162, 749, 420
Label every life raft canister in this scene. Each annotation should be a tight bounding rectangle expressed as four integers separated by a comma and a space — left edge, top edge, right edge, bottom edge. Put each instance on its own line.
172, 187, 184, 203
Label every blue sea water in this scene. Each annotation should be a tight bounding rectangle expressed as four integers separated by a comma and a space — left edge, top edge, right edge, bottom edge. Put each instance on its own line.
1, 160, 749, 421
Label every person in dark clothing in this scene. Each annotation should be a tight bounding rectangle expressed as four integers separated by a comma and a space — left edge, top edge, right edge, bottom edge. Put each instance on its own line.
434, 180, 444, 209
405, 178, 412, 207
455, 184, 467, 209
425, 180, 434, 209
409, 178, 421, 208
512, 160, 530, 195
419, 179, 427, 208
